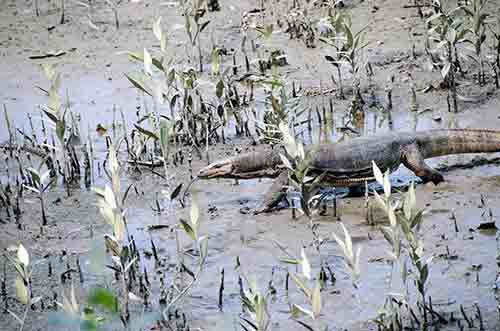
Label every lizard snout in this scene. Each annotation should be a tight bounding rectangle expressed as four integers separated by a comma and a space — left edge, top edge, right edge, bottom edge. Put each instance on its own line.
197, 159, 234, 179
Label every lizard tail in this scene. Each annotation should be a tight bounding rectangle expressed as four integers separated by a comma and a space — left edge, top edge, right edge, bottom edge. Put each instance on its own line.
418, 129, 500, 158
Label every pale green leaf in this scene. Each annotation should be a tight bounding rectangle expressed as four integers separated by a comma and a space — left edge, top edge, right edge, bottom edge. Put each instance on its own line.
383, 170, 391, 198
341, 223, 353, 261
180, 219, 196, 241
279, 258, 299, 264
15, 277, 28, 305
373, 190, 386, 211
312, 281, 321, 318
372, 161, 384, 186
113, 213, 125, 242
17, 244, 29, 267
199, 235, 208, 260
300, 248, 311, 280
104, 185, 117, 209
291, 304, 314, 319
190, 197, 200, 230
144, 48, 153, 76
152, 17, 162, 42
388, 205, 397, 228
289, 272, 311, 298
104, 234, 122, 257
279, 153, 293, 170
441, 62, 451, 79
41, 63, 56, 81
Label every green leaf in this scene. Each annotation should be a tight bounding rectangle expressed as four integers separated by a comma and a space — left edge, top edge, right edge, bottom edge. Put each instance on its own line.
383, 170, 391, 198
380, 226, 394, 247
56, 116, 66, 144
170, 183, 183, 200
126, 51, 165, 71
17, 244, 29, 267
134, 124, 159, 140
372, 161, 384, 186
279, 258, 299, 264
42, 109, 59, 123
190, 197, 200, 229
211, 48, 221, 75
180, 219, 196, 241
279, 153, 293, 171
373, 190, 386, 211
26, 168, 41, 187
216, 79, 224, 98
15, 277, 28, 304
199, 20, 211, 33
152, 17, 163, 42
159, 119, 171, 154
289, 272, 311, 298
48, 74, 61, 113
112, 213, 125, 242
300, 248, 311, 280
125, 72, 154, 96
41, 63, 56, 81
143, 48, 153, 76
441, 62, 451, 79
104, 234, 122, 257
312, 281, 321, 318
167, 69, 176, 87
291, 304, 314, 319
199, 235, 208, 260
87, 288, 119, 313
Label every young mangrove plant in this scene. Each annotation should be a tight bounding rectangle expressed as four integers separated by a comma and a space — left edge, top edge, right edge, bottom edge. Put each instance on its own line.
261, 80, 305, 143
462, 0, 489, 85
5, 244, 41, 331
236, 262, 271, 331
277, 123, 324, 220
166, 195, 208, 318
331, 222, 363, 290
288, 249, 323, 322
426, 2, 469, 112
321, 10, 369, 100
372, 162, 435, 330
23, 166, 54, 227
93, 143, 134, 324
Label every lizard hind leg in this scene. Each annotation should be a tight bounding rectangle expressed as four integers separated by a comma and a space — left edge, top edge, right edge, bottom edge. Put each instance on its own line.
254, 171, 289, 214
402, 144, 444, 185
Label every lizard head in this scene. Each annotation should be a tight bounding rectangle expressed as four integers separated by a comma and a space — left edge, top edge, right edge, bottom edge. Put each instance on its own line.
197, 158, 235, 179
197, 149, 284, 179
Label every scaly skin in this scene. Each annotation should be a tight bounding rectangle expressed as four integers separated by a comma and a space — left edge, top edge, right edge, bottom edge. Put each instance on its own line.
197, 129, 500, 213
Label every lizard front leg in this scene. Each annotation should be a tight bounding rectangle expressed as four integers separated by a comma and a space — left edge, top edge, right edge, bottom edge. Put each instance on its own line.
401, 144, 444, 184
253, 171, 290, 214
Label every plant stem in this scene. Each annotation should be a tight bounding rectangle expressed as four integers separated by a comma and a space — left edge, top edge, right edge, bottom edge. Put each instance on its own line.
18, 297, 30, 331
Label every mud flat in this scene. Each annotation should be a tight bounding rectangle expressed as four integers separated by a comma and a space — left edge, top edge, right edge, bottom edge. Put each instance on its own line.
2, 0, 500, 330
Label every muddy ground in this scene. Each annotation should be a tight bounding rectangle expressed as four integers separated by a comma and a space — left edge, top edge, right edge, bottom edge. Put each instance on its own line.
2, 0, 500, 330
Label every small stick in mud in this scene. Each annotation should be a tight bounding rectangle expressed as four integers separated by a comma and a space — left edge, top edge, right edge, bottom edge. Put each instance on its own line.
1, 258, 6, 300
475, 303, 484, 331
218, 268, 224, 311
77, 255, 84, 283
60, 0, 65, 24
34, 0, 40, 16
285, 271, 289, 292
150, 237, 159, 263
460, 304, 473, 328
